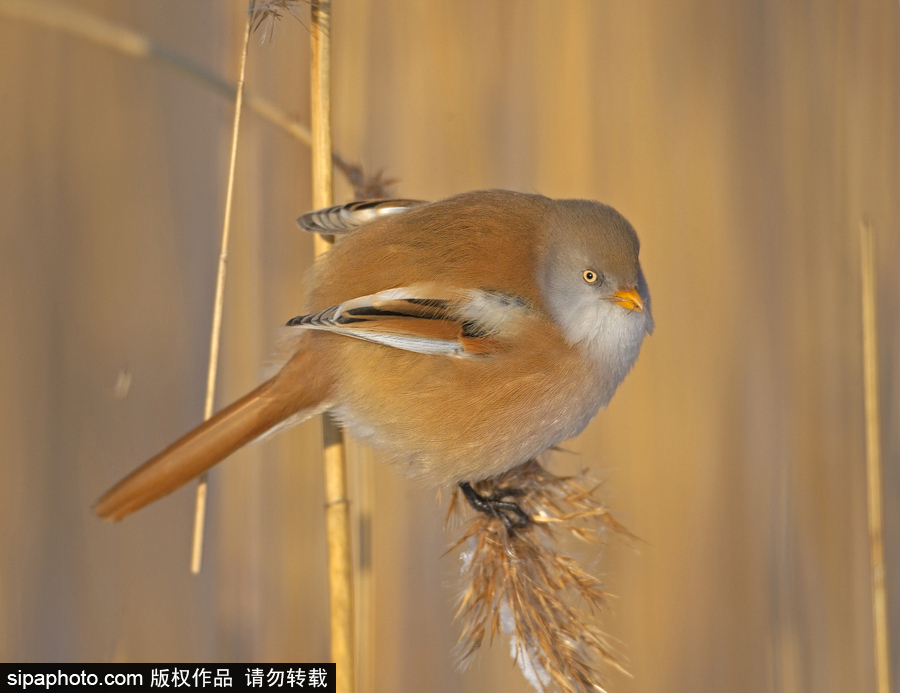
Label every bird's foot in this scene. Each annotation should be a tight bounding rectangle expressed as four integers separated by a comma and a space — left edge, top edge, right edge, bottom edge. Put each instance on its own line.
459, 481, 530, 531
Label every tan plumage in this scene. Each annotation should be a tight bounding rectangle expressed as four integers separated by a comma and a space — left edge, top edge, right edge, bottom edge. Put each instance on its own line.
95, 190, 652, 521
94, 338, 334, 520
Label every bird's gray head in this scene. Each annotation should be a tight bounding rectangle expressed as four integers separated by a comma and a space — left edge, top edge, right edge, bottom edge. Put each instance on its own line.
537, 199, 653, 386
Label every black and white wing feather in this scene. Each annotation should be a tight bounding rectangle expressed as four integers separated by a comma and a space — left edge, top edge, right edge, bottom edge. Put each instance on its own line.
286, 287, 532, 357
297, 199, 427, 234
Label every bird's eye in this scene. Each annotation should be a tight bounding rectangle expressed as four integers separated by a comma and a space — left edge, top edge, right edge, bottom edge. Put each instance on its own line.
582, 270, 599, 284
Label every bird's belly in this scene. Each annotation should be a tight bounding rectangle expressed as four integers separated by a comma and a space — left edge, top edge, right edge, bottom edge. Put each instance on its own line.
328, 334, 604, 486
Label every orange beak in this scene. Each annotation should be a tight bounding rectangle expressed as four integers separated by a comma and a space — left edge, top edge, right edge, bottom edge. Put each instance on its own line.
611, 286, 644, 312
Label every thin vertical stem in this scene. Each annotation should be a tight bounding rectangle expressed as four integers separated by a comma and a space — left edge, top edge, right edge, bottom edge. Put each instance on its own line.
190, 1, 256, 575
311, 2, 356, 692
860, 220, 892, 693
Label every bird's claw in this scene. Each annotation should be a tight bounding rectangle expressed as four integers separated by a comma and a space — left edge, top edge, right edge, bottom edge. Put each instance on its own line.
459, 481, 530, 531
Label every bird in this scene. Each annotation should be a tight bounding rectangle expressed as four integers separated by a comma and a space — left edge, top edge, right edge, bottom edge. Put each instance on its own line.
94, 189, 653, 526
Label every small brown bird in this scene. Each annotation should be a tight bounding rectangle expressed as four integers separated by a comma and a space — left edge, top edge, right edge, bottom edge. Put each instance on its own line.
94, 190, 653, 526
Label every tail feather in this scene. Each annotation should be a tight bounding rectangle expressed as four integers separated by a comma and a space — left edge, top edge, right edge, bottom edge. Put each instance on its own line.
94, 345, 332, 521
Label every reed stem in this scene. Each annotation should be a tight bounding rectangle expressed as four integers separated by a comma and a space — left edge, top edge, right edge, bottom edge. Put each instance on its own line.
310, 2, 355, 691
860, 220, 892, 693
190, 1, 255, 574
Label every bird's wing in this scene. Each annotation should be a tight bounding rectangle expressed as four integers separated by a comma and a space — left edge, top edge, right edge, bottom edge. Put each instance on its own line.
285, 287, 533, 357
296, 199, 427, 234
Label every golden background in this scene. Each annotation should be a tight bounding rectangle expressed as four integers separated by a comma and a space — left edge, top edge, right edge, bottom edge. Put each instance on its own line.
1, 1, 898, 691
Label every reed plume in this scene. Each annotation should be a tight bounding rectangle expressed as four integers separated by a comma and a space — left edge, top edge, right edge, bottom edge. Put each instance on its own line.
448, 459, 633, 693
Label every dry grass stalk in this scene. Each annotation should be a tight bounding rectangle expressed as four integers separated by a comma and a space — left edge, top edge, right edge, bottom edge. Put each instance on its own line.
447, 459, 634, 693
309, 2, 356, 692
859, 220, 892, 693
189, 0, 257, 575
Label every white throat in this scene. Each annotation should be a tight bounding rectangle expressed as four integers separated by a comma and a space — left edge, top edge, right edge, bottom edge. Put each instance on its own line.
552, 296, 650, 406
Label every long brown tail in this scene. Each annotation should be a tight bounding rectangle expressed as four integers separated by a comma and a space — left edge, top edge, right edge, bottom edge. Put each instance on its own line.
94, 346, 331, 521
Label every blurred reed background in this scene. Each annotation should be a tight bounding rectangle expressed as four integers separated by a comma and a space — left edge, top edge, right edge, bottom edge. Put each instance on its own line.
1, 1, 898, 692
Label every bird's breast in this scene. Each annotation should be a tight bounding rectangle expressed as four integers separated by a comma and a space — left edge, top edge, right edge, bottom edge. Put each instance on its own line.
324, 323, 606, 485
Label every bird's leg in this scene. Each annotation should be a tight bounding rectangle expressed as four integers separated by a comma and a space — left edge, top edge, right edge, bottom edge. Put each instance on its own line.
458, 481, 530, 530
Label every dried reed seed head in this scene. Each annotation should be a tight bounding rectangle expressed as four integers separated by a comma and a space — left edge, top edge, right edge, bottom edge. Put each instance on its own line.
448, 460, 633, 693
251, 1, 309, 42
332, 153, 399, 200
